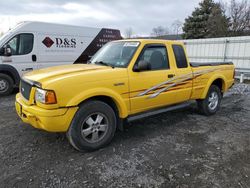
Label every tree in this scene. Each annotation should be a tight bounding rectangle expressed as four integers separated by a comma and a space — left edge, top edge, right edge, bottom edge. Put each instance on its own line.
125, 27, 133, 38
207, 3, 230, 37
228, 0, 250, 36
171, 20, 183, 35
151, 26, 169, 37
183, 0, 229, 39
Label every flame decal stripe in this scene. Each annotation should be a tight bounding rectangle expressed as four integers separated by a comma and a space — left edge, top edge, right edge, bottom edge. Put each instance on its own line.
134, 67, 224, 99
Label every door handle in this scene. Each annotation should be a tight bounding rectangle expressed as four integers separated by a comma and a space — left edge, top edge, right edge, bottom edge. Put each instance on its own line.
32, 54, 37, 62
22, 68, 33, 71
168, 74, 175, 78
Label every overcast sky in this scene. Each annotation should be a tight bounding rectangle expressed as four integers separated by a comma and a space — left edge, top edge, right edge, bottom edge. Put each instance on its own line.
0, 0, 232, 36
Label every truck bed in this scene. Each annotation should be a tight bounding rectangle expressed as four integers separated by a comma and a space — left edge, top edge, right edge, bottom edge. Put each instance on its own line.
190, 62, 233, 67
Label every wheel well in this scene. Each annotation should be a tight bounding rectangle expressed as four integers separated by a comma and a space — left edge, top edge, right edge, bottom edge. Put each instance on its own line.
80, 96, 119, 117
211, 78, 224, 92
79, 95, 124, 131
0, 71, 16, 84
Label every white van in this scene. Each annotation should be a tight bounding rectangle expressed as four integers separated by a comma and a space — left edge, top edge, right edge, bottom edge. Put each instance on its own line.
0, 21, 121, 95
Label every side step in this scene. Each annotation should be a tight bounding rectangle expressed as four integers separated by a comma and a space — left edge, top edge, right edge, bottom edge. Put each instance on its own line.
127, 102, 191, 122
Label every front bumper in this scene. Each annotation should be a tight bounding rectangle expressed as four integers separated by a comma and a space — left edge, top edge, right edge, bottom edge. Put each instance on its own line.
15, 93, 78, 132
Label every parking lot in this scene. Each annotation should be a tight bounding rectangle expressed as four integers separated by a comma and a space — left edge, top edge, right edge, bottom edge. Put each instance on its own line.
0, 83, 250, 188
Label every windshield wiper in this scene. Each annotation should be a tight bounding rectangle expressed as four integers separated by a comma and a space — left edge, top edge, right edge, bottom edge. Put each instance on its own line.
94, 61, 114, 68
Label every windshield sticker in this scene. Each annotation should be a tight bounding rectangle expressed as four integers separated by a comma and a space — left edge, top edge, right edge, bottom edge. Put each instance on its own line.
124, 42, 139, 47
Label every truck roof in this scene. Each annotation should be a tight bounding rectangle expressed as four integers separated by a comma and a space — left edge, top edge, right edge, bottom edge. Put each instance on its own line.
116, 38, 184, 45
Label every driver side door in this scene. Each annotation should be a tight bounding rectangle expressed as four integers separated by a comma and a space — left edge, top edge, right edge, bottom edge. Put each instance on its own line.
129, 44, 176, 114
1, 33, 37, 76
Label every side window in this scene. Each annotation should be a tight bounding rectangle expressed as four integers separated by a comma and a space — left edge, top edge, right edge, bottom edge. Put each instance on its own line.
137, 45, 169, 71
8, 36, 18, 55
18, 34, 34, 55
4, 33, 34, 56
172, 45, 188, 68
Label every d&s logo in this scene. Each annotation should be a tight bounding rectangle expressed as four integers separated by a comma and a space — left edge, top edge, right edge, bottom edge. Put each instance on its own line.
42, 37, 54, 48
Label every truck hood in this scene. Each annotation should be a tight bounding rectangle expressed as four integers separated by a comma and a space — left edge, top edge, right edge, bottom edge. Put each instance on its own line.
23, 64, 113, 87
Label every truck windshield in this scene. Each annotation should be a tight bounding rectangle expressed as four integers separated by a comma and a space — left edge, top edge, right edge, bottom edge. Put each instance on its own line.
90, 41, 140, 68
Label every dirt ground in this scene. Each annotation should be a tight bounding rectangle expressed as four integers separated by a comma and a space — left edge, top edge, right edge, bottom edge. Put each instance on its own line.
0, 84, 249, 188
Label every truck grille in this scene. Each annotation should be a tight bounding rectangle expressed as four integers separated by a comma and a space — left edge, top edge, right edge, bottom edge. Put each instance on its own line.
20, 80, 32, 100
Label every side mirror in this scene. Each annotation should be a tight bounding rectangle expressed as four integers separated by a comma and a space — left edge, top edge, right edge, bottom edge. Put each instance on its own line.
4, 45, 12, 57
133, 60, 151, 72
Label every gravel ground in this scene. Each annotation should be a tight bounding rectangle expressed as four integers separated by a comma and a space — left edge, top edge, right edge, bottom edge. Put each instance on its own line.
0, 83, 249, 188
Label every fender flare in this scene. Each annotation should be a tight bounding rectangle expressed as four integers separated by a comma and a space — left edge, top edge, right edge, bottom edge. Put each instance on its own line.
67, 88, 129, 118
201, 74, 227, 99
0, 64, 20, 86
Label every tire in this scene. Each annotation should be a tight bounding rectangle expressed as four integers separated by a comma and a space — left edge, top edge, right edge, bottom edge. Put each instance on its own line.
67, 100, 117, 151
0, 73, 14, 96
197, 85, 222, 116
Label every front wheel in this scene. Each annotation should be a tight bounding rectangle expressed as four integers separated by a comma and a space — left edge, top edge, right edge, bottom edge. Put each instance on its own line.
0, 73, 14, 96
67, 100, 117, 151
197, 85, 222, 116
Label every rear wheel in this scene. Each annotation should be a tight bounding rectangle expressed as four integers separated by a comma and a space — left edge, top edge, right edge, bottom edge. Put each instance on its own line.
67, 100, 117, 151
197, 85, 222, 116
0, 73, 14, 96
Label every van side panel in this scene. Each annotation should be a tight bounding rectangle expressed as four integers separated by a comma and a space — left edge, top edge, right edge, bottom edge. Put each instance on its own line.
37, 31, 100, 69
74, 28, 122, 63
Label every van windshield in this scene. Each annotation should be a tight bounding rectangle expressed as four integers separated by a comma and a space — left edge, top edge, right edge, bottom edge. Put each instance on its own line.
0, 32, 11, 45
90, 41, 140, 68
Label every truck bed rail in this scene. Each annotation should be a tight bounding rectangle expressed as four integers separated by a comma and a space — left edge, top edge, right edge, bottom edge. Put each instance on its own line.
190, 62, 233, 67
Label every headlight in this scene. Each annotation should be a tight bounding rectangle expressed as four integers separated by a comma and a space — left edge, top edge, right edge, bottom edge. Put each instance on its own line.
35, 88, 57, 104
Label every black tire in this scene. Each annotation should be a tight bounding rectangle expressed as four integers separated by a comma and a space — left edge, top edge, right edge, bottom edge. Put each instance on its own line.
0, 73, 14, 96
197, 85, 222, 116
67, 100, 117, 151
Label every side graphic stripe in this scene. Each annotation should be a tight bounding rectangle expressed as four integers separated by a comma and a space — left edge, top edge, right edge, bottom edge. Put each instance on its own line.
149, 76, 193, 98
135, 67, 225, 99
136, 73, 193, 97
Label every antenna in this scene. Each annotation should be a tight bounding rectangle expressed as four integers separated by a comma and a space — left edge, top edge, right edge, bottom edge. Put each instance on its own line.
8, 16, 10, 30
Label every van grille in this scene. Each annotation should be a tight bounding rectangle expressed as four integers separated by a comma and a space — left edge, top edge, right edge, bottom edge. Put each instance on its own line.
20, 80, 32, 100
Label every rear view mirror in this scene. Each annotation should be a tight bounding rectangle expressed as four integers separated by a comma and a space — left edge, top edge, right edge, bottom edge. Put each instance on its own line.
4, 45, 12, 57
133, 60, 151, 72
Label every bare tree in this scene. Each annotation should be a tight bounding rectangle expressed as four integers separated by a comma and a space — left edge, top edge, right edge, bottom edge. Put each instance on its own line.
151, 26, 169, 37
171, 20, 183, 35
228, 0, 250, 35
125, 27, 133, 38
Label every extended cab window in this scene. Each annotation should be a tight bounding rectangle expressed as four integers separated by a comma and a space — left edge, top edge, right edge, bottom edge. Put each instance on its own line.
172, 45, 188, 68
137, 45, 169, 70
1, 33, 34, 56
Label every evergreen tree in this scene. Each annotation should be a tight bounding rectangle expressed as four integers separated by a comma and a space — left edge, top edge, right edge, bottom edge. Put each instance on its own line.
207, 4, 230, 38
183, 0, 229, 39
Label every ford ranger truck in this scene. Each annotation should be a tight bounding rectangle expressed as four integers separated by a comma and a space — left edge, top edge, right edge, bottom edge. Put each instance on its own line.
15, 39, 235, 151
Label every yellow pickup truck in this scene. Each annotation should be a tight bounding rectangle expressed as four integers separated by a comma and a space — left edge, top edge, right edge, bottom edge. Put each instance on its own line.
15, 39, 234, 151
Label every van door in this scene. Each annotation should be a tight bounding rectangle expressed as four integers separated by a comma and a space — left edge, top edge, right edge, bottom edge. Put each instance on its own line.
1, 33, 37, 76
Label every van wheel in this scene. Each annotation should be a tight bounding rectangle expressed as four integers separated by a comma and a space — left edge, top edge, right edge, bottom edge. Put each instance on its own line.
197, 85, 222, 116
67, 100, 117, 151
0, 73, 14, 96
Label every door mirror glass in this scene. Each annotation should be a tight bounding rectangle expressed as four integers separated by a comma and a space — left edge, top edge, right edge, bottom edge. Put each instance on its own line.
4, 44, 12, 56
134, 60, 151, 72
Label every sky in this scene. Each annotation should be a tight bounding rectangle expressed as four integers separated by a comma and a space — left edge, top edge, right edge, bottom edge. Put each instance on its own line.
0, 0, 233, 36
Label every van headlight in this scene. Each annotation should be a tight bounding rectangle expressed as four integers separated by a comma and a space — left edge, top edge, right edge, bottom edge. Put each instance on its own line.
35, 88, 57, 104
